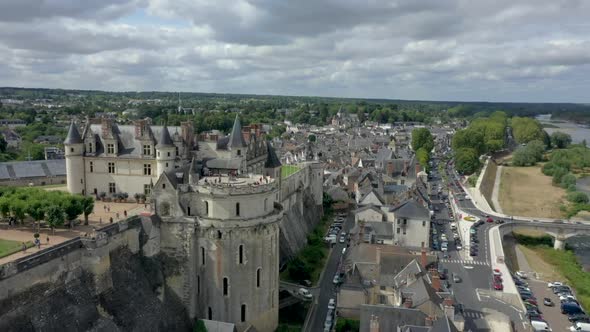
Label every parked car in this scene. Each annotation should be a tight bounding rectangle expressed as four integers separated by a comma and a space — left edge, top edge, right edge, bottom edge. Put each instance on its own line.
328, 298, 336, 310
516, 271, 528, 279
548, 281, 564, 288
568, 314, 590, 323
570, 322, 590, 331
493, 269, 502, 276
493, 282, 503, 290
543, 298, 554, 306
562, 302, 584, 315
525, 298, 538, 306
298, 288, 313, 300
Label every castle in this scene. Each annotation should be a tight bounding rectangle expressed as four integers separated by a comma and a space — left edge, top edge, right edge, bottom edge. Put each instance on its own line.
63, 115, 323, 331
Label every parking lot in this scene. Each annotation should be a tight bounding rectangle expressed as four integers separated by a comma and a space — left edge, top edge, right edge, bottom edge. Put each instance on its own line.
527, 279, 575, 332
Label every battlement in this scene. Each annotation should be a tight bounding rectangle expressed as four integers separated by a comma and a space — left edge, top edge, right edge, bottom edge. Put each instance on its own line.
196, 174, 278, 196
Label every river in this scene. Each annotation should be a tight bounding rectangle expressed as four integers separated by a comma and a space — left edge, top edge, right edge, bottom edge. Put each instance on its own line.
536, 114, 590, 144
535, 115, 590, 270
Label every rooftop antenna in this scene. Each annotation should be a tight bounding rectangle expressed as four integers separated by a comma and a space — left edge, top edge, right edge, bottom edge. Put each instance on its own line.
177, 92, 182, 114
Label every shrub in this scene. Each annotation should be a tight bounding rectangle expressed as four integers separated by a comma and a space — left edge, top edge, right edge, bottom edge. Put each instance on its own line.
567, 192, 589, 204
560, 173, 577, 189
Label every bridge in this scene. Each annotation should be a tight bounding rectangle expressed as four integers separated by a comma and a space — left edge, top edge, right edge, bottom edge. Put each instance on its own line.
278, 281, 318, 309
498, 220, 590, 250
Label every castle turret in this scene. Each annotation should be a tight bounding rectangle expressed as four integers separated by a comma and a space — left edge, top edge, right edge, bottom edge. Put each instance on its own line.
64, 120, 85, 194
228, 114, 247, 158
264, 142, 282, 179
156, 125, 175, 176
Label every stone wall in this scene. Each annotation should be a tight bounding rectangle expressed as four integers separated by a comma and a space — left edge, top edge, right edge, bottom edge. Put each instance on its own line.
0, 215, 191, 332
478, 159, 498, 210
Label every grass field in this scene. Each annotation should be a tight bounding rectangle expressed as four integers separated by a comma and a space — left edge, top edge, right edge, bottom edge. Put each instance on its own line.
281, 165, 300, 178
0, 239, 25, 258
518, 245, 565, 281
499, 166, 565, 218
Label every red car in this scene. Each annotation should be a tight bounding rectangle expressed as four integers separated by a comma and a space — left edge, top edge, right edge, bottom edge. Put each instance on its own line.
524, 299, 538, 306
493, 282, 504, 291
494, 275, 503, 283
486, 217, 494, 223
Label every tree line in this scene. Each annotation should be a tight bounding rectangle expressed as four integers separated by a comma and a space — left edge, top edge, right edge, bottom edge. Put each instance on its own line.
0, 187, 94, 229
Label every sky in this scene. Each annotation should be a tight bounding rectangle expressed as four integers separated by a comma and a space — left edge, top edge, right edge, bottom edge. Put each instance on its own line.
0, 0, 589, 103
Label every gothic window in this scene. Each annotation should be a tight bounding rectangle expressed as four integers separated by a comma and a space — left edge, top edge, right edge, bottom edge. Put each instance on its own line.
236, 202, 240, 216
205, 201, 209, 216
223, 277, 229, 296
144, 184, 151, 195
143, 164, 151, 175
241, 304, 246, 322
201, 247, 205, 266
208, 307, 212, 320
143, 144, 151, 155
239, 245, 244, 264
108, 162, 115, 174
89, 161, 94, 173
107, 143, 114, 154
256, 268, 261, 288
108, 182, 116, 194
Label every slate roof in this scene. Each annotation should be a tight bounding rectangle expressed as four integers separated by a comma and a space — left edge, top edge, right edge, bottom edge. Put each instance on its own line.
375, 147, 394, 162
205, 158, 242, 170
265, 142, 282, 168
155, 125, 173, 148
391, 200, 430, 220
0, 159, 66, 180
227, 114, 247, 149
64, 121, 82, 144
359, 305, 426, 332
88, 124, 181, 158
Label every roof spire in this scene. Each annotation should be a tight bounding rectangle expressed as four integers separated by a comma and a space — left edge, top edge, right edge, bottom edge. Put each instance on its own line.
156, 125, 174, 148
64, 120, 83, 144
265, 142, 282, 168
227, 113, 246, 148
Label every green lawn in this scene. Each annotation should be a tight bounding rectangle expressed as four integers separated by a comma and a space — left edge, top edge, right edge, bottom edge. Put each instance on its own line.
0, 239, 26, 258
281, 165, 300, 178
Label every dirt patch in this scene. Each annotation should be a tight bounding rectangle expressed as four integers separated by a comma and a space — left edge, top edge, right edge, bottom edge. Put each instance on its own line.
513, 229, 547, 238
499, 166, 565, 218
518, 245, 565, 281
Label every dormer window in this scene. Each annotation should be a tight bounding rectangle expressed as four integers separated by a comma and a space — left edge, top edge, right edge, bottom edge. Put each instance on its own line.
143, 144, 151, 155
237, 149, 241, 156
88, 143, 93, 153
107, 143, 115, 154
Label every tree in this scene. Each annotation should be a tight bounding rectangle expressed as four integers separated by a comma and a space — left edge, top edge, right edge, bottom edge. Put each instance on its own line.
287, 257, 311, 282
46, 205, 65, 232
308, 134, 316, 142
550, 131, 572, 149
0, 136, 7, 153
411, 128, 434, 152
416, 147, 429, 170
567, 192, 589, 204
81, 196, 95, 225
452, 129, 485, 155
512, 147, 537, 166
63, 196, 83, 222
560, 173, 577, 189
454, 148, 480, 174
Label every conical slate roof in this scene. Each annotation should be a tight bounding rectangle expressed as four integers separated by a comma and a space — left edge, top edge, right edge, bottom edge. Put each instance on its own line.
64, 120, 83, 144
265, 142, 282, 168
227, 114, 247, 148
156, 125, 174, 148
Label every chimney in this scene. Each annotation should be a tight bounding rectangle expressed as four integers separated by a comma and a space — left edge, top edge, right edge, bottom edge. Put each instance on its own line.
370, 315, 379, 332
134, 119, 146, 138
403, 298, 413, 308
101, 118, 113, 138
431, 274, 441, 292
421, 244, 427, 269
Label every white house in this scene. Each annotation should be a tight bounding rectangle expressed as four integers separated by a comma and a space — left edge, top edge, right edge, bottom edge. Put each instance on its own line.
390, 200, 431, 249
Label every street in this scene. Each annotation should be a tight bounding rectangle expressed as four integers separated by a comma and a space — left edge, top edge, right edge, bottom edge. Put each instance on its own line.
306, 211, 354, 332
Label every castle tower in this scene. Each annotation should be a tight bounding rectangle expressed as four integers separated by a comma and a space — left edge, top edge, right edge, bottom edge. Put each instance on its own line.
64, 120, 85, 194
264, 142, 282, 179
194, 177, 282, 332
156, 125, 175, 176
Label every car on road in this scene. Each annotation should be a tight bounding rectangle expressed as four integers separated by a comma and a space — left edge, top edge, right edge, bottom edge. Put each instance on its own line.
486, 217, 494, 223
496, 219, 505, 224
456, 243, 462, 250
493, 269, 502, 276
493, 282, 503, 290
453, 273, 461, 283
543, 298, 554, 306
339, 236, 345, 243
328, 298, 336, 310
570, 322, 590, 331
332, 275, 340, 285
298, 288, 313, 300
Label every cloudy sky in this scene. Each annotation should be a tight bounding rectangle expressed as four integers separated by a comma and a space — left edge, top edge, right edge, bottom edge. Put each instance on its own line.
0, 0, 589, 102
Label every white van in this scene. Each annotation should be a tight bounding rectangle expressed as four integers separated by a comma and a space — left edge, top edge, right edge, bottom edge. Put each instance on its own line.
450, 222, 457, 230
531, 320, 552, 331
570, 322, 590, 331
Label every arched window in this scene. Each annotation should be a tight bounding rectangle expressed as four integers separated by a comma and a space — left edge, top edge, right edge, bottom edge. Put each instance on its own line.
256, 268, 261, 288
197, 275, 200, 294
223, 277, 229, 296
204, 201, 209, 216
239, 245, 244, 264
264, 198, 268, 211
241, 304, 246, 322
208, 307, 212, 320
236, 202, 240, 216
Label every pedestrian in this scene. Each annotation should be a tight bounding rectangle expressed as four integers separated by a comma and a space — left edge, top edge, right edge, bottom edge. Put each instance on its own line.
144, 203, 147, 209
46, 236, 49, 244
107, 206, 111, 213
123, 210, 127, 217
36, 239, 41, 249
99, 217, 102, 224
116, 212, 120, 220
103, 204, 106, 212
109, 217, 113, 224
22, 242, 26, 253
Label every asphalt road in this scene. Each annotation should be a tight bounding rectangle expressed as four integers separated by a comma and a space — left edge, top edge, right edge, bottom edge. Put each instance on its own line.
430, 157, 526, 331
307, 211, 354, 332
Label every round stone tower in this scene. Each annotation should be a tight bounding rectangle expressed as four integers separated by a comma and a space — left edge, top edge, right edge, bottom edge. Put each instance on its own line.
156, 125, 175, 176
194, 176, 282, 332
64, 120, 85, 194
